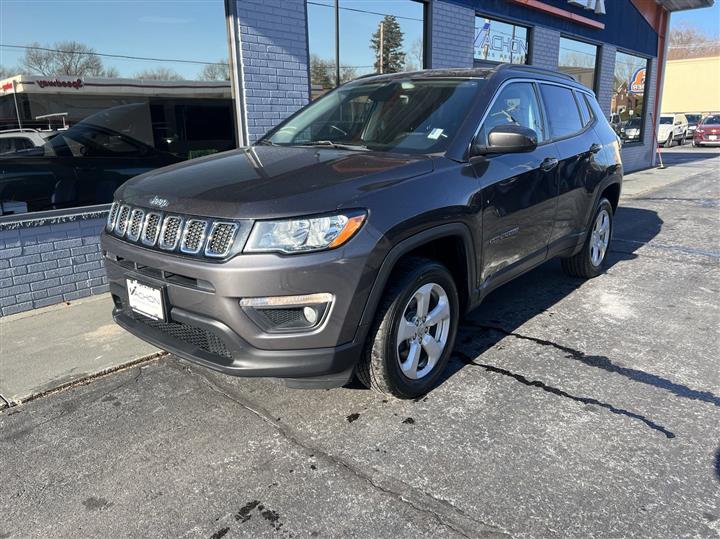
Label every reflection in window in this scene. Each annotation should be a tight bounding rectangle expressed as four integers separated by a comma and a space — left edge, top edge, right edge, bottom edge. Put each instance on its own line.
611, 51, 649, 144
0, 1, 235, 215
307, 0, 425, 99
474, 16, 528, 65
558, 37, 597, 90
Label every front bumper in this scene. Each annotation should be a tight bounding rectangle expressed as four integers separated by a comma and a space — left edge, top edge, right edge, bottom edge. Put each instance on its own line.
101, 229, 380, 387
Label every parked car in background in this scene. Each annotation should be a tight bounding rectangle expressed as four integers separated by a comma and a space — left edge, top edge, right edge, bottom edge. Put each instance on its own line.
693, 114, 720, 147
620, 117, 642, 142
658, 113, 688, 147
0, 129, 54, 155
684, 113, 703, 139
102, 65, 623, 398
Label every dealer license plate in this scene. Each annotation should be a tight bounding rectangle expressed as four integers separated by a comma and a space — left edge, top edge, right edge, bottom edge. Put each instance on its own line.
709, 135, 717, 141
126, 279, 165, 320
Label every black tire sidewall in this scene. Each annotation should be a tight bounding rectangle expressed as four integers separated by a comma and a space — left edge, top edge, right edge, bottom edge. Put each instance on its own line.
381, 265, 459, 397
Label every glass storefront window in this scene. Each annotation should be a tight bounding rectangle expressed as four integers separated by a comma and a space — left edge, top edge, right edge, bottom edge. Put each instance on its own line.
307, 0, 425, 99
558, 37, 598, 90
611, 51, 649, 144
0, 1, 234, 216
474, 16, 528, 65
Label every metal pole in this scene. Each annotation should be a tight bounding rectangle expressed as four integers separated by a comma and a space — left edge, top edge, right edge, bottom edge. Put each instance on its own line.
224, 0, 248, 147
379, 22, 384, 74
12, 80, 22, 129
334, 0, 340, 86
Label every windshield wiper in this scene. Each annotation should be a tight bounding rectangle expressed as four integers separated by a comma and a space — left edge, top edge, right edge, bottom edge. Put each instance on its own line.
299, 140, 369, 151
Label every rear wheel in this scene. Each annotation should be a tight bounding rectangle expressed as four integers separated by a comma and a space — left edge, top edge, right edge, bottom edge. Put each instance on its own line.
664, 135, 673, 148
561, 198, 613, 279
357, 257, 459, 399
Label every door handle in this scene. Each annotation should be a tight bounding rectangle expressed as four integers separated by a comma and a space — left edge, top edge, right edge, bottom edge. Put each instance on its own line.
540, 157, 558, 172
589, 143, 602, 154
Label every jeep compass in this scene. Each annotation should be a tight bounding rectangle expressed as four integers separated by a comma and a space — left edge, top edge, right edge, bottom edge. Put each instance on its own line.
101, 65, 623, 398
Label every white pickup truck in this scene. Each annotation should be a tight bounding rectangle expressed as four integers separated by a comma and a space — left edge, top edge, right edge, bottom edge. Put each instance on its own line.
658, 113, 688, 147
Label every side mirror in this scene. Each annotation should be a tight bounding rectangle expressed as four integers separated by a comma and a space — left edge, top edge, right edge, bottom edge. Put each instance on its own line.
471, 125, 538, 157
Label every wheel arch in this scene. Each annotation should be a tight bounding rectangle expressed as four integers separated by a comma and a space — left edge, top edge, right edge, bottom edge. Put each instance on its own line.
358, 223, 476, 329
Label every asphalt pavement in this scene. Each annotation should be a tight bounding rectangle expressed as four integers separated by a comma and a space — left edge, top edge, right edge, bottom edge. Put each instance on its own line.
1, 145, 719, 538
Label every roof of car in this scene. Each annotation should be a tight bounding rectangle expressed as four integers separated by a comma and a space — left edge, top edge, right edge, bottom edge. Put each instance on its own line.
352, 64, 587, 91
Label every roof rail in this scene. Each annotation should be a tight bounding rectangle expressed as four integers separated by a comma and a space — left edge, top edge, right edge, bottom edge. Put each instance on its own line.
0, 128, 41, 135
496, 63, 576, 82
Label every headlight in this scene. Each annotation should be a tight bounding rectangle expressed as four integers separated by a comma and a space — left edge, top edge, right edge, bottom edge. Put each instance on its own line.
244, 211, 366, 254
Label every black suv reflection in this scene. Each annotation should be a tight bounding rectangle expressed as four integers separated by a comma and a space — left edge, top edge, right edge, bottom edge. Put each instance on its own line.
0, 102, 235, 216
102, 65, 623, 398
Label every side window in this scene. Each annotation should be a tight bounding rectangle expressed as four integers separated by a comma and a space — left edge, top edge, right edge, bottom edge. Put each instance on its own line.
575, 92, 594, 127
540, 84, 583, 139
478, 82, 545, 145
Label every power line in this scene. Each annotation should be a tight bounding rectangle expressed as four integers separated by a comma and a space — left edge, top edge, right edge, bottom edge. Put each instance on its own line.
0, 43, 225, 66
307, 1, 423, 22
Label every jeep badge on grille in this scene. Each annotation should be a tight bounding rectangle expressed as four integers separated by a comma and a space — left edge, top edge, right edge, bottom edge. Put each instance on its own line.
149, 196, 169, 208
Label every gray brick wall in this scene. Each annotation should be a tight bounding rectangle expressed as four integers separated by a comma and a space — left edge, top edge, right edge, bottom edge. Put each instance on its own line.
237, 0, 310, 142
429, 0, 475, 69
0, 216, 108, 317
595, 44, 616, 115
529, 26, 560, 70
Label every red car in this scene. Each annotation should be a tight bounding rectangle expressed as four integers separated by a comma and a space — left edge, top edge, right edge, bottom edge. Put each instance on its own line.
693, 114, 720, 146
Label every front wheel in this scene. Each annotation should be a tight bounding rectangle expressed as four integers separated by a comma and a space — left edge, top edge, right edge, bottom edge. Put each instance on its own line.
357, 257, 459, 399
561, 198, 613, 279
664, 135, 673, 148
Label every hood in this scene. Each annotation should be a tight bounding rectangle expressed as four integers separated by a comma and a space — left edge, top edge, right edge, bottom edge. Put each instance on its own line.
116, 145, 434, 219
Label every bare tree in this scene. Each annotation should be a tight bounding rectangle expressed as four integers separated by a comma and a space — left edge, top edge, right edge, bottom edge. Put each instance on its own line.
405, 37, 424, 71
0, 65, 20, 79
21, 41, 112, 77
668, 22, 720, 60
134, 67, 183, 81
199, 61, 230, 81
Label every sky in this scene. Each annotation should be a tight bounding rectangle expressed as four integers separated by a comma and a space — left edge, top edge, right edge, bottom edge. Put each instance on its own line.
669, 2, 720, 36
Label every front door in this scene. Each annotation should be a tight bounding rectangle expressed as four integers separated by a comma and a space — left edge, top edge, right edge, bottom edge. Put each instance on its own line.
472, 81, 559, 284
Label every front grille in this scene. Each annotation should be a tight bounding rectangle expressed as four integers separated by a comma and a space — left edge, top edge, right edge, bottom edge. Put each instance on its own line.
115, 205, 131, 236
127, 209, 145, 241
159, 216, 183, 250
106, 201, 250, 260
205, 222, 238, 258
138, 316, 232, 359
142, 212, 162, 246
180, 219, 208, 254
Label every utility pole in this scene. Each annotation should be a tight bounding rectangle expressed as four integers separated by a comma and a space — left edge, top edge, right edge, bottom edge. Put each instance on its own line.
334, 0, 340, 86
379, 21, 384, 74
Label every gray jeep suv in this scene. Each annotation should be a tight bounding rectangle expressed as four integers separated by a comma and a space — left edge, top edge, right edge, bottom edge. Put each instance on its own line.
102, 64, 623, 398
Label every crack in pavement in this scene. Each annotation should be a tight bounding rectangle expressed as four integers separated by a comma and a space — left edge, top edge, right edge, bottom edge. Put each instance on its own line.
613, 238, 720, 259
452, 350, 675, 439
167, 361, 510, 539
461, 321, 720, 409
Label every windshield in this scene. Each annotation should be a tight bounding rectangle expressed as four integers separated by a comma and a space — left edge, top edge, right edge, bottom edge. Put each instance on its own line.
702, 115, 720, 125
625, 118, 641, 128
659, 117, 673, 125
263, 78, 483, 154
686, 114, 701, 123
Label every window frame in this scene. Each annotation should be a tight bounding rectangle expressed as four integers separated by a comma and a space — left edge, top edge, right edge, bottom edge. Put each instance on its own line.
612, 49, 651, 147
473, 13, 531, 66
557, 35, 600, 93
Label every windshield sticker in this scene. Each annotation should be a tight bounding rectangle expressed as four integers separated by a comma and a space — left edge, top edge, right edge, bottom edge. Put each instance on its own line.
428, 128, 444, 140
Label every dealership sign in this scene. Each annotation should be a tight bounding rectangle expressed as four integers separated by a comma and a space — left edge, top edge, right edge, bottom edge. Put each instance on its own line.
36, 78, 84, 90
567, 0, 606, 15
629, 68, 646, 94
474, 20, 528, 62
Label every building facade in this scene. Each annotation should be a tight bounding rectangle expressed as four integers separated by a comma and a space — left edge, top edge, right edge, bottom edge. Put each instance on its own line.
661, 55, 720, 114
0, 0, 711, 316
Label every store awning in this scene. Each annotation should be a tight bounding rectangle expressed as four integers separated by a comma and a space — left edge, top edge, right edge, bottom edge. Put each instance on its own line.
655, 0, 715, 11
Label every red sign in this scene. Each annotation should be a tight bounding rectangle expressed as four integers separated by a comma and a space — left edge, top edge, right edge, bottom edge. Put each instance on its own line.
1, 82, 12, 92
36, 78, 83, 90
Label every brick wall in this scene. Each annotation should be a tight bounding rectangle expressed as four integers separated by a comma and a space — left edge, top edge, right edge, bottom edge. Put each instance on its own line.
429, 0, 475, 69
529, 26, 560, 70
595, 44, 616, 115
237, 0, 310, 142
0, 213, 109, 317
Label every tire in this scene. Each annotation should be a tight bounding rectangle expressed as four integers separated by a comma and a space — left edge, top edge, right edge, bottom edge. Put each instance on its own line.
664, 135, 673, 148
356, 256, 459, 399
561, 198, 613, 279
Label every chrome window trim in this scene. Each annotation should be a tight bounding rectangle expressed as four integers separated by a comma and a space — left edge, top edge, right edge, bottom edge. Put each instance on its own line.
141, 211, 163, 247
158, 215, 184, 251
204, 222, 239, 258
180, 219, 209, 255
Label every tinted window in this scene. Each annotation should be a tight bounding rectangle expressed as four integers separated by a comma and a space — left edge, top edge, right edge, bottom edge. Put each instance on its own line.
660, 117, 673, 125
702, 115, 720, 125
478, 82, 545, 145
575, 92, 593, 126
540, 84, 583, 138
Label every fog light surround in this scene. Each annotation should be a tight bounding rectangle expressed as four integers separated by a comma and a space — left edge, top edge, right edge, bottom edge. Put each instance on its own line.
240, 293, 333, 333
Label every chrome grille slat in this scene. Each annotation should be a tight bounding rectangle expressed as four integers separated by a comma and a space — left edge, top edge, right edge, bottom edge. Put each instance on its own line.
159, 216, 184, 250
205, 222, 238, 258
141, 212, 162, 246
114, 205, 131, 236
180, 220, 208, 254
106, 202, 119, 231
126, 209, 145, 242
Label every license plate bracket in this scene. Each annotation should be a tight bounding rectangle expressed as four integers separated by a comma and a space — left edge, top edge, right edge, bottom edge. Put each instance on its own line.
126, 278, 167, 321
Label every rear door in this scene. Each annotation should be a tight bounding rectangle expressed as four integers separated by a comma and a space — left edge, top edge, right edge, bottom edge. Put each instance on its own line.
474, 81, 560, 283
538, 84, 604, 250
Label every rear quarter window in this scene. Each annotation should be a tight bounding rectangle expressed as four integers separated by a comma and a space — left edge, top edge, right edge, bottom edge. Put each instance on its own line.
539, 84, 583, 139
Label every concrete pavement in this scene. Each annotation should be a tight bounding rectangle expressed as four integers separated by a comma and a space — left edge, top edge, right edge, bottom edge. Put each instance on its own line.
0, 145, 718, 537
